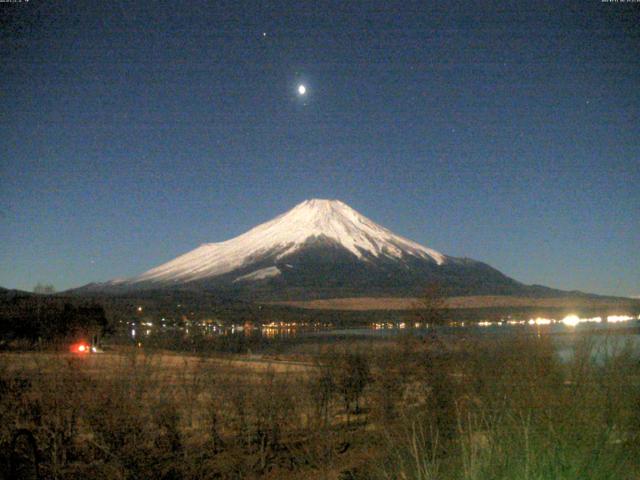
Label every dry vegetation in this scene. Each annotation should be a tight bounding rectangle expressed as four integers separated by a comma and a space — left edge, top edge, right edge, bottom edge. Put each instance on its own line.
272, 295, 640, 311
2, 332, 640, 479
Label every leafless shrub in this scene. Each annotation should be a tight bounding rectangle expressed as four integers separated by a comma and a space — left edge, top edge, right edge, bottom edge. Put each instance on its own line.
2, 329, 640, 479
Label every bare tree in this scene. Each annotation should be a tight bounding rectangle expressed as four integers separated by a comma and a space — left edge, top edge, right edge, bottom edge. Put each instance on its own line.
412, 282, 448, 327
335, 353, 371, 416
33, 283, 55, 295
309, 361, 336, 427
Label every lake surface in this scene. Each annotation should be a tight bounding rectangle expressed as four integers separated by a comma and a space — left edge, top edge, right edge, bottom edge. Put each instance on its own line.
268, 314, 639, 337
135, 313, 640, 361
266, 315, 640, 363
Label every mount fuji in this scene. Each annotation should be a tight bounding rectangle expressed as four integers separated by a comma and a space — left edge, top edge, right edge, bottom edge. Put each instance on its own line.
79, 199, 551, 300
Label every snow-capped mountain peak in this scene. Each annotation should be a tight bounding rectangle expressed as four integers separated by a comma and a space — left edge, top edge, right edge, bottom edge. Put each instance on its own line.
267, 199, 444, 262
130, 199, 445, 284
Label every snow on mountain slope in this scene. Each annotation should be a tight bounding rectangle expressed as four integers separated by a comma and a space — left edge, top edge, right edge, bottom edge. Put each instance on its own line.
130, 199, 445, 284
233, 266, 281, 283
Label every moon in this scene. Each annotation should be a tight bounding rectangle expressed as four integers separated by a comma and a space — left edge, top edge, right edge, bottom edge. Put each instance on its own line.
297, 84, 306, 95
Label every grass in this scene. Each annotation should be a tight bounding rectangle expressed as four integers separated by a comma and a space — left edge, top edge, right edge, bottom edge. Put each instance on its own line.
382, 333, 640, 480
1, 330, 640, 479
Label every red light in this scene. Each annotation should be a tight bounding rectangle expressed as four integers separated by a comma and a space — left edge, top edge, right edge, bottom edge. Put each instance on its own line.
70, 342, 90, 354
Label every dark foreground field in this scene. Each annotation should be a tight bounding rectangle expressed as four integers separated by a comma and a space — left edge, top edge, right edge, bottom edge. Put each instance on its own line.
2, 331, 640, 479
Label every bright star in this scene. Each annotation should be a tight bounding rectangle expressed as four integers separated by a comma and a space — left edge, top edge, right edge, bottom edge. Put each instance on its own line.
297, 84, 306, 95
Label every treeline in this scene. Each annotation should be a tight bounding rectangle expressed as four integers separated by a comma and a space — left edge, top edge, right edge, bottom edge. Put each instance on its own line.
67, 288, 640, 329
0, 293, 110, 345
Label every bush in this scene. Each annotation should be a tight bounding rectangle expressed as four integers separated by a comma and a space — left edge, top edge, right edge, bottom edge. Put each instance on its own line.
1, 331, 640, 479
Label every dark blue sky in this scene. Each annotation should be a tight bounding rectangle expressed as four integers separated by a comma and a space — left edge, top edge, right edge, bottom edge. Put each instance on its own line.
1, 0, 638, 296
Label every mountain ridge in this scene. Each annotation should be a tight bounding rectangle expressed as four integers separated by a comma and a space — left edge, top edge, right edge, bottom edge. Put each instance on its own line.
126, 199, 446, 286
73, 199, 593, 300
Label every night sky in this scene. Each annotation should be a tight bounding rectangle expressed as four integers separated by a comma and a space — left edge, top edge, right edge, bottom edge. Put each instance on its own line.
1, 0, 638, 296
